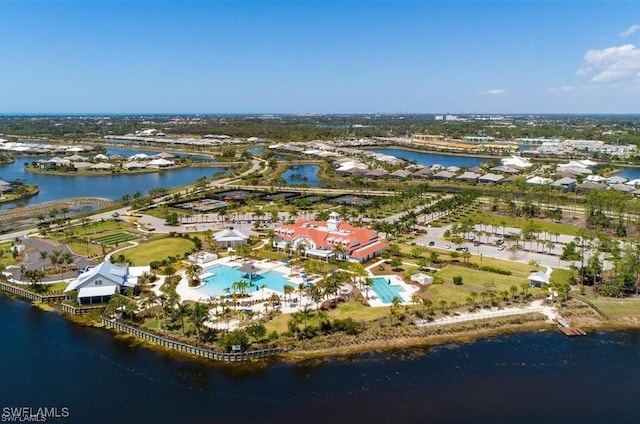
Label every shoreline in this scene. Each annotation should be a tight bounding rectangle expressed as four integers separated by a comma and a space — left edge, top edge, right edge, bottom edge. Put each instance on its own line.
3, 288, 640, 368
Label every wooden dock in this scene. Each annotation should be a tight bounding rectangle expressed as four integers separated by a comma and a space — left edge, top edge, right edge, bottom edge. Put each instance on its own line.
556, 315, 587, 337
558, 326, 587, 337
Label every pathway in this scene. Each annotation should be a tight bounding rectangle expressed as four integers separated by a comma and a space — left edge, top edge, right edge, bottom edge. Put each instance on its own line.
416, 299, 556, 327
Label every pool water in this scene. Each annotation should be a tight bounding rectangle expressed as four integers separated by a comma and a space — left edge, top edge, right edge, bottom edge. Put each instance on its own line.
371, 277, 405, 304
196, 264, 294, 297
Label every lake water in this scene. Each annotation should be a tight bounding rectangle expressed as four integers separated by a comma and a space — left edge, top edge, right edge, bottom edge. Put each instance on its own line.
371, 148, 490, 168
2, 294, 640, 424
0, 148, 224, 210
281, 164, 320, 186
615, 167, 640, 180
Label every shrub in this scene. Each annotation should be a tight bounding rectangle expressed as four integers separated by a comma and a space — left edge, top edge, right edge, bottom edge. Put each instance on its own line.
479, 265, 512, 275
453, 276, 463, 285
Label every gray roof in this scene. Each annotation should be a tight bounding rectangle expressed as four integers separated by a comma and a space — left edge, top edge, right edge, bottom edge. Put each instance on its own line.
607, 176, 629, 184
432, 170, 457, 179
552, 177, 577, 187
491, 165, 521, 174
577, 181, 607, 190
478, 173, 504, 183
365, 169, 388, 178
65, 261, 129, 293
456, 171, 481, 181
388, 169, 412, 178
610, 183, 636, 193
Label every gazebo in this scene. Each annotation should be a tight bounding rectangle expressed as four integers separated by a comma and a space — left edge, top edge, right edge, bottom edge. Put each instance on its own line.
238, 261, 260, 281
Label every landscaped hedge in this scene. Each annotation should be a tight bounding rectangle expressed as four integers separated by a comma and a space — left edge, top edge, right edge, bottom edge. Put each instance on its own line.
479, 265, 512, 275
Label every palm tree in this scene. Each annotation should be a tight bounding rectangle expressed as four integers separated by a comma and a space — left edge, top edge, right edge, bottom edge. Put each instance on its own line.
390, 296, 402, 318
189, 303, 209, 342
185, 263, 202, 286
438, 299, 448, 313
299, 306, 314, 330
362, 277, 373, 300
174, 303, 189, 335
283, 284, 295, 303
288, 311, 303, 339
411, 293, 422, 310
259, 283, 267, 301
39, 251, 48, 271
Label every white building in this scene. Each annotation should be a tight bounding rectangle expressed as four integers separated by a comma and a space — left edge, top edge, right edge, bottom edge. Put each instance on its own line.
64, 261, 147, 305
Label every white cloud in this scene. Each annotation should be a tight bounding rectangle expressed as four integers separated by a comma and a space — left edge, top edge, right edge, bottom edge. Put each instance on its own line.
476, 89, 506, 95
577, 43, 640, 84
621, 24, 640, 37
549, 86, 576, 93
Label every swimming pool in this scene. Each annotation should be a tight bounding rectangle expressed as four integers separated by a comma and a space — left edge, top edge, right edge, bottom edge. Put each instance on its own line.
371, 277, 405, 304
196, 264, 294, 297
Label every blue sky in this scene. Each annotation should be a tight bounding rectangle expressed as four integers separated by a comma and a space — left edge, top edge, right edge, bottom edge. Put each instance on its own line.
2, 0, 640, 114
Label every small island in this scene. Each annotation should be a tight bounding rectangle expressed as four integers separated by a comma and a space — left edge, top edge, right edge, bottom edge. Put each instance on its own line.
0, 179, 38, 205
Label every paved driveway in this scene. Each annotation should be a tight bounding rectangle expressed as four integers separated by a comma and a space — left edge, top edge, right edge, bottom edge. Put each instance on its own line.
10, 237, 97, 282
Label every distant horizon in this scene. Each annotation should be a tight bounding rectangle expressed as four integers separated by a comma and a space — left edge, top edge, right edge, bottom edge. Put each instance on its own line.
2, 112, 640, 118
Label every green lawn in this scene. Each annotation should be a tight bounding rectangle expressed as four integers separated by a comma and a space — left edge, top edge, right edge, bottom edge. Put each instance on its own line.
93, 232, 138, 246
587, 298, 640, 320
70, 220, 131, 236
119, 237, 195, 265
425, 283, 478, 304
265, 301, 389, 335
436, 265, 543, 293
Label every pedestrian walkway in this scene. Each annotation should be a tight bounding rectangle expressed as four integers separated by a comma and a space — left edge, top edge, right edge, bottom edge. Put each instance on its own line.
416, 300, 556, 327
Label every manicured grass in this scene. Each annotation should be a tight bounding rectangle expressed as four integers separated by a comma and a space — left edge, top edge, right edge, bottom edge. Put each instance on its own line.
327, 301, 390, 320
265, 301, 389, 335
425, 283, 476, 304
264, 313, 292, 335
67, 242, 104, 258
119, 237, 195, 265
71, 220, 130, 236
93, 232, 138, 245
42, 281, 69, 294
436, 265, 542, 294
587, 298, 640, 320
0, 242, 19, 267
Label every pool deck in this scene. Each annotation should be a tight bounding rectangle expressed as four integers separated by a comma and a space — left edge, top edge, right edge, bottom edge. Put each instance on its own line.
365, 260, 419, 307
174, 256, 419, 330
177, 256, 307, 302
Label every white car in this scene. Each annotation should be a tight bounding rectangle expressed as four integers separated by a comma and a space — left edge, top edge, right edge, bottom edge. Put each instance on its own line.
445, 244, 452, 249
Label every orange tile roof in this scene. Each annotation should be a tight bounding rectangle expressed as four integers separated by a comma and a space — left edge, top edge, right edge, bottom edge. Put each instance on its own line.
275, 218, 381, 255
349, 241, 389, 258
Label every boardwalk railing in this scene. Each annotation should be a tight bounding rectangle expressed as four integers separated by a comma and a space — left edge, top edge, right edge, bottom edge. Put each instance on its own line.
101, 318, 280, 362
61, 303, 105, 315
0, 281, 66, 303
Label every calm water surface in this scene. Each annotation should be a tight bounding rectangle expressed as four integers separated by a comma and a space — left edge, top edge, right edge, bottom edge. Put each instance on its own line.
0, 148, 224, 210
2, 295, 640, 424
371, 148, 490, 168
281, 165, 320, 186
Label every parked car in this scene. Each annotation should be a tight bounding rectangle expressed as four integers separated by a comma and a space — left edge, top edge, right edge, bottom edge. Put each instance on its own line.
473, 241, 481, 246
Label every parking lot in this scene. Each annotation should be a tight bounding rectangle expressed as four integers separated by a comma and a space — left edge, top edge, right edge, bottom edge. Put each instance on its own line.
412, 224, 577, 270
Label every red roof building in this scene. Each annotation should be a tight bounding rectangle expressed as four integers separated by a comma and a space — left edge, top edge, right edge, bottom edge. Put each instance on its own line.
273, 212, 387, 262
